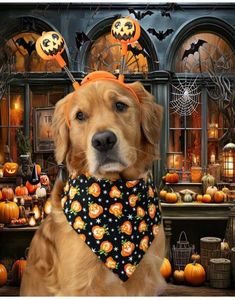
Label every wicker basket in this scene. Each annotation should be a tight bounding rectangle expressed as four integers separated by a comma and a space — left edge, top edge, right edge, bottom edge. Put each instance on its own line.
200, 237, 221, 280
209, 258, 231, 289
231, 247, 235, 287
172, 231, 195, 270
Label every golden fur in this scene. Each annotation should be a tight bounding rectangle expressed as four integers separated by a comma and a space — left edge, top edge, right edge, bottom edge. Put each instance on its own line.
20, 80, 166, 296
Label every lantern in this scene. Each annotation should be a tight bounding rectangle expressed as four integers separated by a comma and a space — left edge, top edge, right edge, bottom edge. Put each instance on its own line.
208, 123, 218, 139
222, 143, 235, 182
166, 152, 183, 171
190, 166, 202, 183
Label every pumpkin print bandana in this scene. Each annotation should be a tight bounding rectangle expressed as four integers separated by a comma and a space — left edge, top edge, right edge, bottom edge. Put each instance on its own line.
62, 174, 161, 282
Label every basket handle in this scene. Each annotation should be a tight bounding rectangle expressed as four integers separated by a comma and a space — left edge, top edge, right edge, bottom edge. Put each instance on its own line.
178, 231, 188, 242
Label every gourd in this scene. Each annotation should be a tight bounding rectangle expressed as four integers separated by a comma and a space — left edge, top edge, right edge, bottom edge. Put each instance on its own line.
173, 269, 185, 284
191, 252, 201, 263
206, 186, 218, 198
202, 173, 215, 194
35, 187, 47, 198
201, 194, 212, 203
160, 258, 172, 279
0, 200, 19, 223
15, 185, 28, 196
183, 193, 193, 203
214, 191, 225, 203
165, 192, 178, 203
184, 261, 206, 286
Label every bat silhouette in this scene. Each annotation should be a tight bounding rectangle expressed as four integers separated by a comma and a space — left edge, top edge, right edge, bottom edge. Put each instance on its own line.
182, 39, 207, 60
15, 38, 36, 56
147, 28, 174, 41
160, 3, 182, 19
127, 45, 150, 58
75, 32, 90, 51
128, 8, 154, 20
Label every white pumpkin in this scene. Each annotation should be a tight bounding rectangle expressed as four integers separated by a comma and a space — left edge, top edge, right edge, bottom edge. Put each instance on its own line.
206, 186, 218, 198
35, 187, 47, 198
221, 239, 230, 251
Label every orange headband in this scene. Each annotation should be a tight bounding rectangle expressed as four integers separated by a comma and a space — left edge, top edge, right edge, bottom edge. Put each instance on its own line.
65, 71, 140, 128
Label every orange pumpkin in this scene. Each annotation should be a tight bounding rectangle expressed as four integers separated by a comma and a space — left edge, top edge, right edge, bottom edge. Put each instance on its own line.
88, 203, 103, 218
214, 191, 225, 203
11, 258, 27, 286
196, 194, 203, 202
0, 264, 7, 287
100, 241, 113, 254
128, 194, 139, 207
184, 261, 206, 286
109, 203, 123, 218
120, 221, 132, 235
109, 186, 122, 198
88, 183, 101, 197
2, 187, 14, 200
3, 162, 19, 177
173, 269, 185, 284
121, 241, 135, 257
165, 192, 178, 203
0, 200, 19, 223
124, 263, 136, 277
202, 194, 212, 203
15, 185, 28, 197
165, 172, 179, 183
159, 190, 167, 200
160, 258, 172, 279
26, 181, 41, 194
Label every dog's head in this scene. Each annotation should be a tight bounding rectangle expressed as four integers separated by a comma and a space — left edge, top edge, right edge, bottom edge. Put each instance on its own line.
52, 77, 163, 180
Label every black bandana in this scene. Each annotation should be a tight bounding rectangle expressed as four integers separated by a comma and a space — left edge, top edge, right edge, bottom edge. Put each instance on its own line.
62, 174, 161, 282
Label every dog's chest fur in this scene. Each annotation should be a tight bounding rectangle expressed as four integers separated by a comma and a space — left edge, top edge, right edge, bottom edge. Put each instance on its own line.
62, 174, 161, 281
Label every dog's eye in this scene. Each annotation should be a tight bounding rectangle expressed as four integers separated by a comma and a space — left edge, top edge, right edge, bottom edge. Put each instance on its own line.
76, 111, 86, 121
115, 102, 128, 112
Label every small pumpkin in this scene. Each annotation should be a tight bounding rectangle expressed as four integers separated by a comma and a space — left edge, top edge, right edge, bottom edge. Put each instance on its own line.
3, 162, 19, 177
2, 187, 14, 201
0, 264, 7, 287
202, 194, 212, 203
191, 252, 201, 263
165, 172, 179, 183
0, 200, 19, 223
165, 192, 178, 203
26, 181, 41, 194
206, 186, 218, 199
183, 193, 193, 203
173, 269, 185, 284
196, 194, 203, 202
159, 190, 167, 200
40, 174, 50, 186
11, 258, 27, 286
35, 187, 47, 198
184, 261, 206, 286
160, 258, 172, 279
15, 185, 28, 197
214, 191, 225, 203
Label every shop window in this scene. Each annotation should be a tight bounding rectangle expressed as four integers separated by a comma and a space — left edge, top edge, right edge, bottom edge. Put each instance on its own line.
86, 32, 149, 74
170, 31, 235, 178
1, 32, 61, 72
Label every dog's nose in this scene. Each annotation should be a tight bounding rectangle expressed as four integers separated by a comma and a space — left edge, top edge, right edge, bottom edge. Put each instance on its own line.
92, 130, 117, 152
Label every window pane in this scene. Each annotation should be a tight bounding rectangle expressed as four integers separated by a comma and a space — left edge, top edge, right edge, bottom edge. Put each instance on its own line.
10, 88, 24, 126
169, 110, 184, 129
10, 128, 22, 162
169, 129, 184, 153
187, 130, 201, 166
0, 95, 8, 126
0, 127, 8, 163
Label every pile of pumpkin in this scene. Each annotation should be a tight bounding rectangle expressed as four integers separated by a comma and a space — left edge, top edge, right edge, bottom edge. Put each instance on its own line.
0, 169, 52, 225
160, 253, 206, 286
0, 258, 27, 288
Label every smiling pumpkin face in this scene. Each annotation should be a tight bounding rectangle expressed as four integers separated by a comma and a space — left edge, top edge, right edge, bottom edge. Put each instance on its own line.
36, 31, 65, 60
111, 17, 140, 44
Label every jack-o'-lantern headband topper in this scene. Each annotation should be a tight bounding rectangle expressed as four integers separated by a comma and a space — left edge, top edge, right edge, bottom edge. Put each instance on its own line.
35, 17, 141, 96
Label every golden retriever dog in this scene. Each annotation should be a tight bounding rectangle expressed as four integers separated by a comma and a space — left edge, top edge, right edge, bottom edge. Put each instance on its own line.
20, 74, 166, 296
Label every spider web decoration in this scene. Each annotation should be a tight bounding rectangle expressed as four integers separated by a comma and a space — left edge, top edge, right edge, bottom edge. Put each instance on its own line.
170, 77, 201, 116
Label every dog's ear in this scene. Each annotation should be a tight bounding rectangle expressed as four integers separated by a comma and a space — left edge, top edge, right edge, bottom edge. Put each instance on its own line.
127, 81, 163, 144
52, 92, 73, 164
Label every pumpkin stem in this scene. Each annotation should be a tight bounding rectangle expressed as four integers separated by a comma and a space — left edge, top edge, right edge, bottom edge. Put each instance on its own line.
192, 260, 197, 266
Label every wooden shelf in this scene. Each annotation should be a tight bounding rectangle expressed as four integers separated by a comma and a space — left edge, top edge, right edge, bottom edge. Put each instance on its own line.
0, 226, 39, 232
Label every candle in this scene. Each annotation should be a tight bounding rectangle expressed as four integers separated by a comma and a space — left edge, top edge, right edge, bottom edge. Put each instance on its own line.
210, 154, 215, 164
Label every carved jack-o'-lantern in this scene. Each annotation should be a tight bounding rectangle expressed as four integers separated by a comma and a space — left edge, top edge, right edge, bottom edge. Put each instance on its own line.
3, 162, 19, 177
36, 31, 65, 61
111, 17, 140, 44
